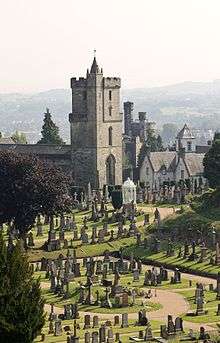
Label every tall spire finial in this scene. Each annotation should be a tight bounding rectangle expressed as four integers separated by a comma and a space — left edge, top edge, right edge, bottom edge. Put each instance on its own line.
94, 49, 96, 58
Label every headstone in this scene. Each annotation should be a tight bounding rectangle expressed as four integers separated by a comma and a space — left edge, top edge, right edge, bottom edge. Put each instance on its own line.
121, 313, 128, 328
91, 331, 99, 343
84, 315, 91, 329
215, 242, 220, 265
93, 315, 99, 328
54, 319, 62, 336
175, 317, 183, 332
114, 315, 120, 326
216, 272, 220, 300
107, 328, 114, 343
84, 331, 91, 343
99, 325, 106, 343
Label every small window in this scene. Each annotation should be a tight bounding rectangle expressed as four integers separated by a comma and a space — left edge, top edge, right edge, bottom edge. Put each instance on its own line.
181, 170, 184, 180
109, 106, 112, 116
146, 167, 149, 176
187, 141, 192, 151
83, 91, 87, 100
108, 127, 113, 146
109, 90, 112, 101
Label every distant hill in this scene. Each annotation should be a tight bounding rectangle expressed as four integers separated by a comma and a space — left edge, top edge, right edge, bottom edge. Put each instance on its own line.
1, 81, 220, 143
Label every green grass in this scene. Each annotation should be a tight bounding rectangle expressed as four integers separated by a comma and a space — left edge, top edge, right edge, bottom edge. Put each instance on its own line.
34, 317, 163, 343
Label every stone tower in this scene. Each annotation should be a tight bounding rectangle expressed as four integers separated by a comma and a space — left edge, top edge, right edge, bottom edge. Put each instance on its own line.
69, 57, 122, 189
124, 101, 134, 136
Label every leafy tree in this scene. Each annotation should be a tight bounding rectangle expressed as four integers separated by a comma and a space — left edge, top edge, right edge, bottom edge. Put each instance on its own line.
156, 135, 163, 151
203, 133, 220, 188
0, 233, 45, 342
11, 131, 27, 144
0, 151, 72, 242
37, 108, 65, 145
0, 131, 2, 138
137, 143, 150, 168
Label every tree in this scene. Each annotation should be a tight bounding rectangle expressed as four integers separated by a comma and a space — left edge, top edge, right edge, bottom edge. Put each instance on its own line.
111, 190, 123, 210
203, 133, 220, 188
137, 129, 164, 167
0, 233, 45, 342
0, 151, 72, 241
11, 131, 27, 144
161, 123, 178, 145
37, 108, 65, 145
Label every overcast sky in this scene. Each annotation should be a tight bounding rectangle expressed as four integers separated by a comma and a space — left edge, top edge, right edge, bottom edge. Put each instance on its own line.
1, 0, 220, 93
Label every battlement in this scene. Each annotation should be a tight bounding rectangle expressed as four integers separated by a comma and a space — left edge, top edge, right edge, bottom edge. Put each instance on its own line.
71, 77, 87, 88
103, 77, 121, 88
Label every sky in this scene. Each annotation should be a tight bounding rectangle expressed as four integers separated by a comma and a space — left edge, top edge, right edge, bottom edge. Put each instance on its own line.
1, 0, 220, 93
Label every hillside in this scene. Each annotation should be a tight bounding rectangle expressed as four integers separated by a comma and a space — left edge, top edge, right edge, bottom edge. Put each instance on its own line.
1, 80, 220, 142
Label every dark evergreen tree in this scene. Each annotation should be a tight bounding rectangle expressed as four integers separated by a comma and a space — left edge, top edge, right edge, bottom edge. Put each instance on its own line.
203, 133, 220, 188
0, 234, 45, 342
111, 190, 123, 210
37, 108, 65, 145
137, 129, 164, 167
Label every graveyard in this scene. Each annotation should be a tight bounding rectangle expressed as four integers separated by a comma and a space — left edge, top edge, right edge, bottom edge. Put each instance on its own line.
3, 182, 220, 342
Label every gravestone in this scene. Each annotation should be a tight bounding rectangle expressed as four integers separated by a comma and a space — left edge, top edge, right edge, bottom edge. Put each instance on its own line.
54, 319, 62, 336
84, 315, 91, 329
215, 242, 220, 265
84, 332, 90, 343
144, 322, 153, 340
121, 313, 128, 328
93, 315, 99, 328
175, 317, 183, 332
114, 315, 120, 326
99, 325, 106, 343
107, 328, 114, 343
167, 315, 175, 336
91, 331, 99, 343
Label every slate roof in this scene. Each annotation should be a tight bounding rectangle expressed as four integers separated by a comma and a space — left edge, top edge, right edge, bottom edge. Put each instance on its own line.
146, 151, 205, 176
148, 152, 176, 172
176, 124, 195, 139
0, 144, 71, 157
184, 153, 204, 175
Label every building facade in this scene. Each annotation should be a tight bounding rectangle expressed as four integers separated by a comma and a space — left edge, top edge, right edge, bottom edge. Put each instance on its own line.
69, 57, 122, 188
0, 58, 123, 190
140, 124, 208, 189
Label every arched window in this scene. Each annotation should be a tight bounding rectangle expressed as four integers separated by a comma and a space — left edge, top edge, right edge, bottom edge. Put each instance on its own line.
109, 90, 112, 101
108, 127, 113, 146
109, 106, 112, 116
106, 154, 116, 185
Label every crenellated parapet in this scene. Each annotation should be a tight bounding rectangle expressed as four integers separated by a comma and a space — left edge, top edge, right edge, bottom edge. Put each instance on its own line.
103, 77, 121, 89
70, 77, 87, 88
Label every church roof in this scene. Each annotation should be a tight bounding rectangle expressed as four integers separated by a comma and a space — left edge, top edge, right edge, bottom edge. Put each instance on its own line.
176, 124, 195, 139
148, 151, 176, 172
0, 144, 71, 156
183, 153, 204, 175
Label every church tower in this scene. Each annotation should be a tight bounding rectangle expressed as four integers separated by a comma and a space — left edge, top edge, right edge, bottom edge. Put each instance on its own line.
69, 57, 122, 189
